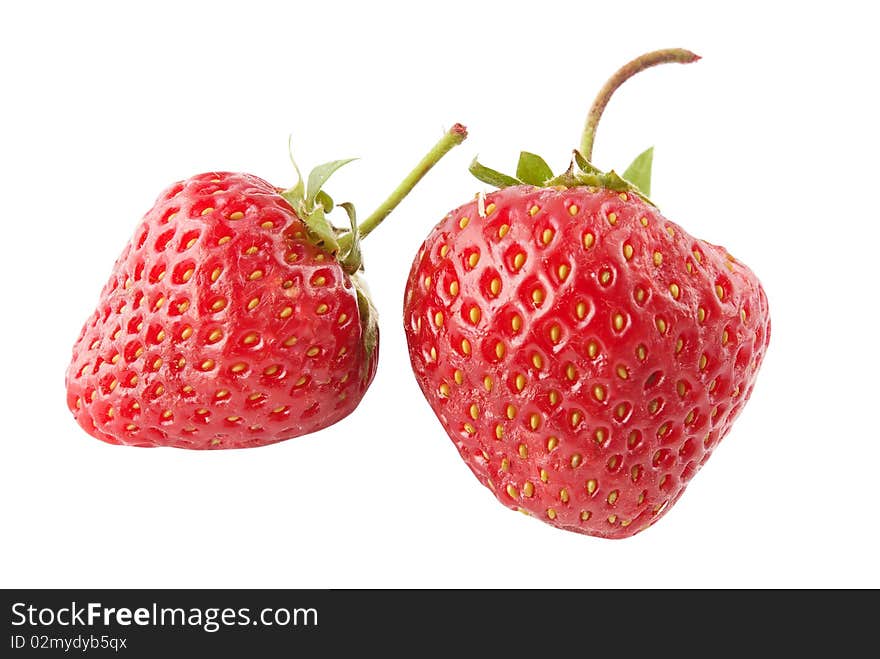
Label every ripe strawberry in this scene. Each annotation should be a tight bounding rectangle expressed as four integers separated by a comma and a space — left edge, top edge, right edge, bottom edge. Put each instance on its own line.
403, 50, 770, 538
67, 125, 467, 449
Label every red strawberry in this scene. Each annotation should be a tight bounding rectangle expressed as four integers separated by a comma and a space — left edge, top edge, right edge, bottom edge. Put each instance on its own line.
67, 125, 467, 449
403, 50, 770, 538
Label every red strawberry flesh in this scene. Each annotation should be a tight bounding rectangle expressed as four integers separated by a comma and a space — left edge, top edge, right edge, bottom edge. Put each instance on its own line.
403, 185, 770, 538
66, 172, 378, 449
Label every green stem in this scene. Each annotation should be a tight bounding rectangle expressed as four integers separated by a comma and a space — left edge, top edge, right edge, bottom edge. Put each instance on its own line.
337, 124, 468, 252
580, 48, 700, 161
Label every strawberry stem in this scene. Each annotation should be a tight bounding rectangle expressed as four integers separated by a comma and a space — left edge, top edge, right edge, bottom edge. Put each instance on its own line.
579, 48, 700, 162
337, 124, 468, 253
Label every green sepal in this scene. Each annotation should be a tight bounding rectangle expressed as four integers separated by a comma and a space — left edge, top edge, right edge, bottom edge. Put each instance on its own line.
303, 205, 340, 255
351, 273, 379, 385
572, 150, 603, 175
468, 157, 523, 188
338, 202, 362, 274
516, 151, 554, 186
315, 189, 334, 213
306, 159, 357, 206
622, 147, 653, 196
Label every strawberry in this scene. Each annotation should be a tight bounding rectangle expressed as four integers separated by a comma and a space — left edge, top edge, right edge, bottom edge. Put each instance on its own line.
67, 125, 467, 449
403, 50, 770, 538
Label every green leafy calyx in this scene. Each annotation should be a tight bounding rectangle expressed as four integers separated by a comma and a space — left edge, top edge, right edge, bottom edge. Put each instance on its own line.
281, 156, 364, 272
469, 149, 656, 205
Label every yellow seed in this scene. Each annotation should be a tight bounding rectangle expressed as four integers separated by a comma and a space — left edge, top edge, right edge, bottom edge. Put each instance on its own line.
587, 341, 599, 359
616, 366, 628, 379
515, 374, 526, 391
722, 330, 730, 345
209, 266, 221, 282
580, 511, 592, 521
423, 275, 432, 290
495, 341, 506, 359
511, 315, 522, 332
286, 252, 299, 263
494, 424, 504, 439
483, 376, 493, 391
464, 423, 476, 435
716, 284, 725, 300
615, 403, 628, 419
153, 296, 165, 310
440, 244, 449, 258
648, 399, 659, 414
698, 307, 706, 323
637, 345, 647, 361
468, 253, 479, 268
501, 458, 510, 472
566, 364, 576, 380
686, 261, 694, 273
513, 253, 526, 270
547, 508, 557, 520
201, 207, 213, 216
506, 484, 519, 499
570, 410, 582, 427
249, 269, 265, 281
469, 307, 481, 324
156, 329, 166, 342
217, 236, 231, 245
229, 211, 244, 220
548, 390, 560, 406
506, 404, 516, 420
264, 365, 280, 376
656, 317, 667, 334
570, 453, 582, 469
613, 313, 625, 331
459, 216, 470, 229
658, 423, 669, 437
294, 376, 308, 387
260, 220, 274, 229
594, 428, 607, 444
208, 329, 223, 342
669, 283, 680, 299
583, 232, 594, 249
306, 346, 320, 357
449, 280, 459, 296
485, 203, 496, 215
469, 403, 479, 420
454, 369, 464, 385
438, 383, 451, 397
607, 212, 617, 225
586, 479, 598, 495
699, 354, 708, 370
557, 263, 570, 281
316, 303, 329, 315
490, 278, 501, 296
529, 413, 540, 430
337, 313, 348, 325
434, 312, 444, 327
677, 381, 687, 397
523, 482, 535, 497
529, 205, 540, 216
230, 363, 246, 373
576, 302, 587, 319
518, 443, 529, 459
110, 353, 120, 364
211, 298, 227, 312
498, 223, 510, 238
461, 339, 472, 355
623, 244, 633, 260
541, 228, 554, 245
549, 325, 561, 343
693, 250, 703, 263
540, 469, 550, 482
666, 226, 675, 237
569, 204, 579, 216
531, 288, 544, 305
200, 359, 215, 371
653, 251, 663, 266
283, 335, 297, 347
279, 306, 293, 319
593, 385, 606, 402
560, 488, 570, 503
312, 275, 326, 287
640, 217, 648, 227
608, 514, 618, 524
531, 353, 543, 369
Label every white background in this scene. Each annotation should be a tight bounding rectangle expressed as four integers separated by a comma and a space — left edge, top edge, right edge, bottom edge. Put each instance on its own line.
1, 0, 877, 589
